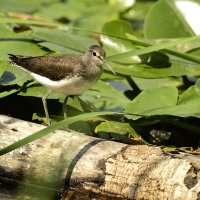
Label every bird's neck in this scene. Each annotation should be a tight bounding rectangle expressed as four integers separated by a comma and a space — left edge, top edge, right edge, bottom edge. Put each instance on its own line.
81, 56, 103, 81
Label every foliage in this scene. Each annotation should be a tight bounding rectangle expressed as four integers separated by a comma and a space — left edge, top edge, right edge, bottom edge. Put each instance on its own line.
1, 0, 200, 154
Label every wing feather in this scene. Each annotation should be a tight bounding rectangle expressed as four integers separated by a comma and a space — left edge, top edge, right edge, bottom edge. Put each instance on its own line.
9, 54, 83, 81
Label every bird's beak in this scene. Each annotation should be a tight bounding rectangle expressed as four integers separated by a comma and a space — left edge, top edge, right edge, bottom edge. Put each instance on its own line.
102, 59, 116, 75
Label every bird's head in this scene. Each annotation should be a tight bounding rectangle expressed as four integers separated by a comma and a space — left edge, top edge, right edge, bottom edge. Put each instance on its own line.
86, 45, 115, 75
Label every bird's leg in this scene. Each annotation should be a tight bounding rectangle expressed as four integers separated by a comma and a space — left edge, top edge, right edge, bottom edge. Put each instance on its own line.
63, 95, 68, 119
42, 90, 52, 126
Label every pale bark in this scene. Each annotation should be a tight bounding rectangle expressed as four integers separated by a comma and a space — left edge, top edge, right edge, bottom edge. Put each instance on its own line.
0, 114, 200, 200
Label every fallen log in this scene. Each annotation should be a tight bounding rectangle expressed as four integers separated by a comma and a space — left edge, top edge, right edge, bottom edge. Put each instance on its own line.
0, 115, 200, 200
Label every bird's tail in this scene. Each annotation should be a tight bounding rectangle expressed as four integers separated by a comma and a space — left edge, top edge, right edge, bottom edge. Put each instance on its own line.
8, 54, 19, 65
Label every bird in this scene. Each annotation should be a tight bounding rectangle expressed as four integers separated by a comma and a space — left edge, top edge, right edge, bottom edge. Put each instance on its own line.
8, 45, 115, 126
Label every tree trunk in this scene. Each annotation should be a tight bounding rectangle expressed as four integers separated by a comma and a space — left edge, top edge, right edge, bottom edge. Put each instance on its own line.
0, 115, 200, 200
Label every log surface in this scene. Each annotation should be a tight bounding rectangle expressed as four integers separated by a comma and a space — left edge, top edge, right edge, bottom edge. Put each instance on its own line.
0, 115, 200, 200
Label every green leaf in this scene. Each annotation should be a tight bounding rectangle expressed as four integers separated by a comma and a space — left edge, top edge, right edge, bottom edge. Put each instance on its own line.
0, 17, 60, 28
176, 86, 200, 117
101, 21, 200, 65
125, 87, 178, 119
108, 34, 200, 62
0, 38, 47, 59
132, 76, 183, 90
37, 0, 121, 31
83, 80, 130, 110
0, 24, 17, 38
19, 84, 62, 99
111, 61, 200, 78
33, 27, 98, 53
195, 78, 200, 96
101, 20, 140, 64
0, 88, 19, 98
167, 86, 200, 117
38, 42, 77, 54
1, 64, 32, 86
125, 86, 200, 120
123, 1, 154, 21
36, 0, 102, 20
0, 0, 42, 13
95, 121, 138, 136
0, 25, 47, 58
35, 2, 75, 20
144, 0, 200, 39
0, 59, 7, 78
108, 0, 135, 11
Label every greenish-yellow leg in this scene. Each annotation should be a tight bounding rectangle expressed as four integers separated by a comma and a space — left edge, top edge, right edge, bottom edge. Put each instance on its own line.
42, 90, 52, 126
63, 95, 68, 119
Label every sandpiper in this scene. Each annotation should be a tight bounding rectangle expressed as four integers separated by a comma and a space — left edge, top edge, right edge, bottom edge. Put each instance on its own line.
8, 45, 115, 126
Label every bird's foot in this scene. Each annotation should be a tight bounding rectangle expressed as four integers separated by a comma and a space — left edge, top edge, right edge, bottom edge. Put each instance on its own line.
44, 118, 51, 126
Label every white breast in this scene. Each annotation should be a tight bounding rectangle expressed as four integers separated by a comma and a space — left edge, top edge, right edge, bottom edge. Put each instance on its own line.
31, 72, 98, 95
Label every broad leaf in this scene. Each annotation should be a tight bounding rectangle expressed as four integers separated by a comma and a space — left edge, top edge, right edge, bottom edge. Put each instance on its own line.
144, 0, 200, 39
125, 86, 200, 119
110, 61, 200, 78
95, 121, 138, 137
195, 78, 200, 96
33, 27, 97, 53
83, 80, 130, 110
125, 87, 178, 119
1, 64, 32, 86
132, 76, 183, 90
0, 0, 42, 13
0, 59, 7, 78
101, 20, 140, 63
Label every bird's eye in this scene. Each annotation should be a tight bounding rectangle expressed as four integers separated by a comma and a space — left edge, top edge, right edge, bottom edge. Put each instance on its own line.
92, 51, 97, 56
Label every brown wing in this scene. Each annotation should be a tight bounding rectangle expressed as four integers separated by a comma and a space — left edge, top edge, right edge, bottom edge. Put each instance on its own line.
8, 54, 83, 81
